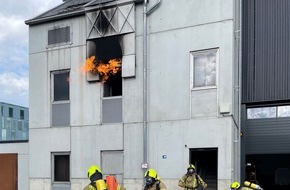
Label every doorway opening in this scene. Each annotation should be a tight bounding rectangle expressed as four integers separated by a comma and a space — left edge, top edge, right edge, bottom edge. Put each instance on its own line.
245, 154, 290, 190
189, 148, 217, 190
0, 154, 18, 190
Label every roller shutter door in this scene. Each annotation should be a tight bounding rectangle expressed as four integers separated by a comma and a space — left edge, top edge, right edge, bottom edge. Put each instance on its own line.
246, 118, 290, 154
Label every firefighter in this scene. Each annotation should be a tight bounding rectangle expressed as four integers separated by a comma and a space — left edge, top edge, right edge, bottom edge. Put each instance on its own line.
83, 165, 126, 190
178, 164, 207, 190
231, 181, 241, 190
144, 168, 167, 190
230, 181, 263, 190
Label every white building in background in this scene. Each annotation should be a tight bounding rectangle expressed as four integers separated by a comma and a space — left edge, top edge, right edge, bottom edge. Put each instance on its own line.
25, 0, 241, 190
0, 102, 29, 190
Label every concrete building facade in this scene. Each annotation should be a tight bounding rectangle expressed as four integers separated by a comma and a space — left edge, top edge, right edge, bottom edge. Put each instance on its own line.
25, 0, 241, 190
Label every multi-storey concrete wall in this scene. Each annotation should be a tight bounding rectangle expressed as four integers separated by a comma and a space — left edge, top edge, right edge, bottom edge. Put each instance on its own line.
27, 0, 239, 189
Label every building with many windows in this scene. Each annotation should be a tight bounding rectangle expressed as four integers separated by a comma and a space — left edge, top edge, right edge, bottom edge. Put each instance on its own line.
23, 0, 290, 190
25, 0, 241, 189
0, 102, 29, 141
0, 102, 29, 190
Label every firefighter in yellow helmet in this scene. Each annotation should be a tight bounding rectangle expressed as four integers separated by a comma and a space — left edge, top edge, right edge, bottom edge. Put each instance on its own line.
83, 165, 126, 190
144, 169, 167, 190
178, 164, 207, 190
230, 181, 263, 190
231, 181, 241, 190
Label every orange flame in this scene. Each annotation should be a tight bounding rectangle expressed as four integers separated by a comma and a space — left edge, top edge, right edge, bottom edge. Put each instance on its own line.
81, 56, 121, 81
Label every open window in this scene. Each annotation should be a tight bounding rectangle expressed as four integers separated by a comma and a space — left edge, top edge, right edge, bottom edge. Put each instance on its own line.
52, 152, 70, 190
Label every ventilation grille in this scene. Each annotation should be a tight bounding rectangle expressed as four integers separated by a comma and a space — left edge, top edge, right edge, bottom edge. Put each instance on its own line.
86, 3, 135, 39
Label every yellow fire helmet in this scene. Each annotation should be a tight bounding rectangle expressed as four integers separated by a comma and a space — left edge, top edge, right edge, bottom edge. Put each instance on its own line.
230, 181, 241, 189
87, 165, 102, 179
188, 164, 196, 170
144, 169, 158, 179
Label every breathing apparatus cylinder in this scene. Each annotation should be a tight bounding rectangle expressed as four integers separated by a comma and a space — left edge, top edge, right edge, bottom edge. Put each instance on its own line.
96, 179, 107, 190
244, 181, 262, 190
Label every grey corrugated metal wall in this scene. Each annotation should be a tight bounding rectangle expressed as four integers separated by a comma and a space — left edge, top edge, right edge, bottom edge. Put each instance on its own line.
242, 0, 290, 103
245, 117, 290, 154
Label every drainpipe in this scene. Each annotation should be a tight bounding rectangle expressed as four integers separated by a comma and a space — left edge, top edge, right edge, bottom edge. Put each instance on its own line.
237, 0, 242, 182
142, 0, 162, 176
234, 0, 242, 182
143, 0, 148, 176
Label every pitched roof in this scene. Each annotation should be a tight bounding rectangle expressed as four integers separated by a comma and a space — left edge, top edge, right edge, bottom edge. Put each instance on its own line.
25, 0, 115, 25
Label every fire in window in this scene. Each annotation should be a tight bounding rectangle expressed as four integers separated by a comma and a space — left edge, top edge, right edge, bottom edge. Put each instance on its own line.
82, 35, 123, 97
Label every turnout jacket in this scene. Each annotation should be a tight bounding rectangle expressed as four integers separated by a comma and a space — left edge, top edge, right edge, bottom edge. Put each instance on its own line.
83, 182, 126, 190
178, 174, 207, 189
144, 180, 167, 190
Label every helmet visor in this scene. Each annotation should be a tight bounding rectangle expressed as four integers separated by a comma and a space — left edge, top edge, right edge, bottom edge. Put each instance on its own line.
187, 168, 195, 174
145, 176, 155, 186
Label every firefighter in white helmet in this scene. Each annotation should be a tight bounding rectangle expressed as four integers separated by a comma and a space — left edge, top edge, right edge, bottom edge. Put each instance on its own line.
178, 164, 207, 190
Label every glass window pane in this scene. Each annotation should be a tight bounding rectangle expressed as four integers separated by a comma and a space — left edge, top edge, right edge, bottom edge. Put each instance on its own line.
18, 121, 23, 130
9, 107, 13, 117
2, 117, 5, 129
20, 110, 24, 120
1, 106, 3, 115
193, 50, 217, 87
278, 106, 290, 117
247, 107, 276, 119
2, 128, 6, 140
54, 71, 70, 101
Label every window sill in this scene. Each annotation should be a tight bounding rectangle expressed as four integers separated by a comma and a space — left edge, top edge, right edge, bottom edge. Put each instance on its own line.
191, 86, 217, 91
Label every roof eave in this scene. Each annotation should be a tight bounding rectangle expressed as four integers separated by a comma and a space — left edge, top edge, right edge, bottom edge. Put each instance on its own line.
25, 10, 85, 26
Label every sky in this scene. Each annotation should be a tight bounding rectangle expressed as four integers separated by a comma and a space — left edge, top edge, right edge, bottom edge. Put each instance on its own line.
0, 0, 63, 108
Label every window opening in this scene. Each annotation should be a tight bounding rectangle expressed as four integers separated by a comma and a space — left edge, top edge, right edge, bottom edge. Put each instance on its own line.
104, 72, 122, 97
1, 106, 3, 116
8, 107, 13, 118
53, 71, 70, 102
20, 110, 24, 120
53, 154, 70, 182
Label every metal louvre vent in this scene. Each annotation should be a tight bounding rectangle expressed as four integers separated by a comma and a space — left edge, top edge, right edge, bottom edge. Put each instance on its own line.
48, 26, 70, 45
86, 3, 135, 39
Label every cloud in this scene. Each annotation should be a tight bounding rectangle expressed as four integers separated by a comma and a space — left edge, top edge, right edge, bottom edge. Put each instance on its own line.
0, 0, 62, 107
0, 72, 28, 107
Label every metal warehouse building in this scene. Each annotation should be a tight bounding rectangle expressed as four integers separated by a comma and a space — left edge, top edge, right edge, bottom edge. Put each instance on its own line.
21, 0, 290, 190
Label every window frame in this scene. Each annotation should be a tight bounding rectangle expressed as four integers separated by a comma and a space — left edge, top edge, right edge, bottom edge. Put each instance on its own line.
1, 105, 3, 116
8, 107, 13, 118
51, 152, 70, 183
51, 70, 70, 103
20, 109, 24, 120
247, 105, 290, 119
190, 48, 219, 90
103, 71, 123, 97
